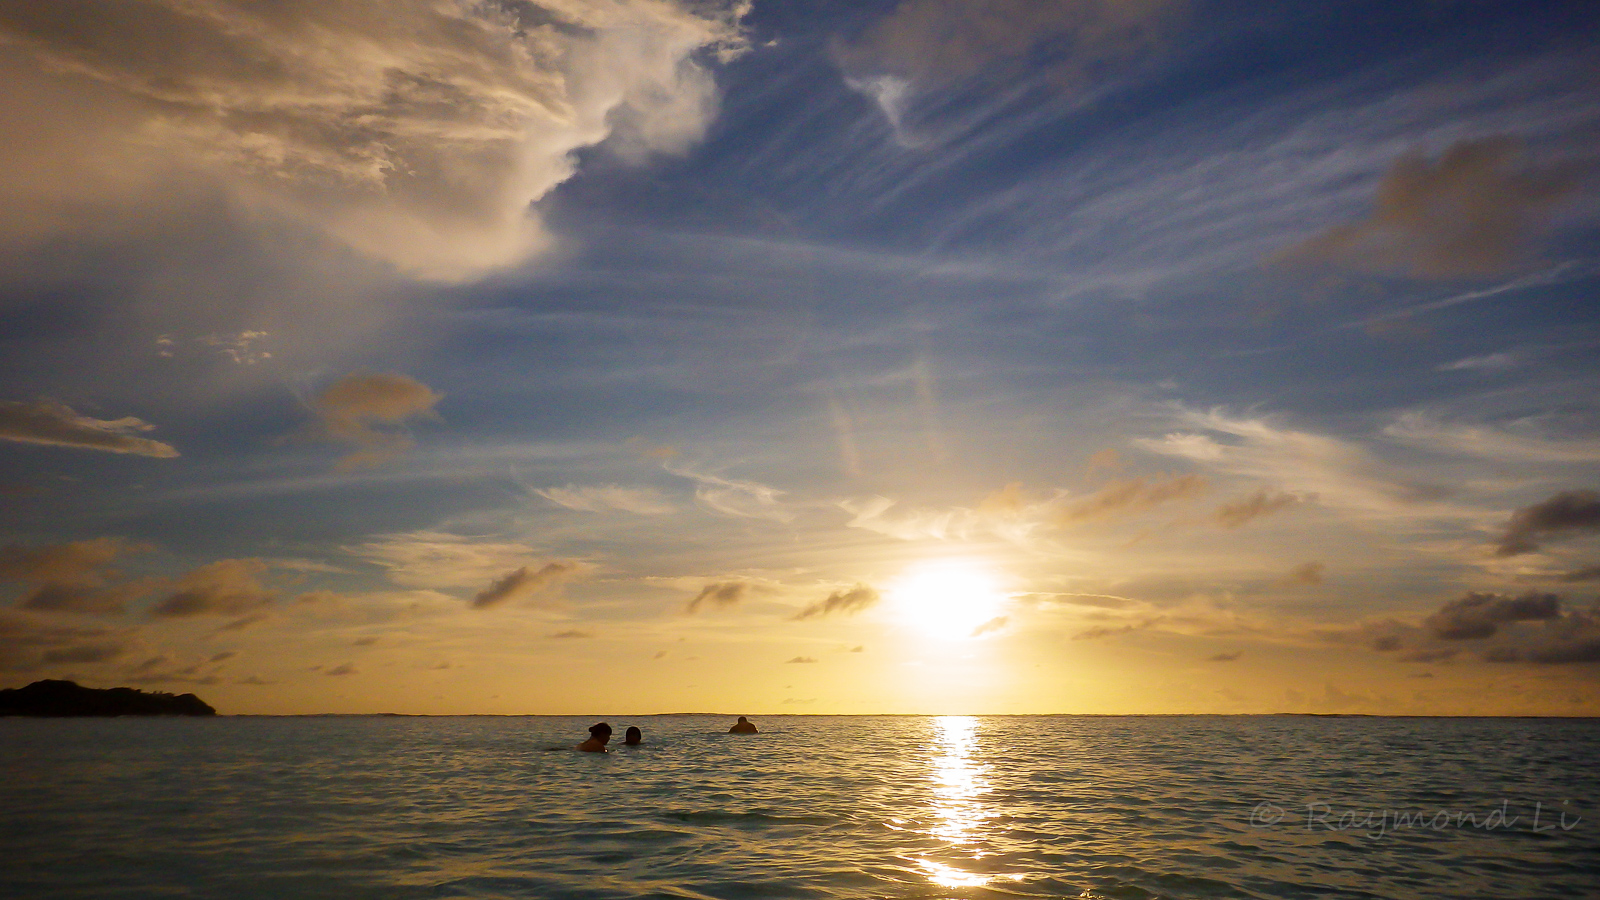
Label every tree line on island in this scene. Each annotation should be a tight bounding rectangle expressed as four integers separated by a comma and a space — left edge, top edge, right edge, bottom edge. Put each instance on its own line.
0, 680, 216, 717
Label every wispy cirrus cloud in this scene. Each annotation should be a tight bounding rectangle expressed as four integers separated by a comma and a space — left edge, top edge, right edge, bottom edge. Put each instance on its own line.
538, 484, 673, 515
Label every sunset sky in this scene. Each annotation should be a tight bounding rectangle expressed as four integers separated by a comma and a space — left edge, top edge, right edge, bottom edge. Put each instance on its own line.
2, 0, 1598, 715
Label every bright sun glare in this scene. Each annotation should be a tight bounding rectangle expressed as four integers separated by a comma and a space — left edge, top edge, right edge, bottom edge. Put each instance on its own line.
887, 560, 1007, 641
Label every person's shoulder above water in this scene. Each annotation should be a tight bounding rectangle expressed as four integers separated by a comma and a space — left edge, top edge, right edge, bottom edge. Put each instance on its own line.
578, 721, 612, 752
728, 716, 757, 734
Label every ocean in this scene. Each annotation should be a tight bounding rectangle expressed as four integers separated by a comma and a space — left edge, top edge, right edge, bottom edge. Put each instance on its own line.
3, 715, 1595, 899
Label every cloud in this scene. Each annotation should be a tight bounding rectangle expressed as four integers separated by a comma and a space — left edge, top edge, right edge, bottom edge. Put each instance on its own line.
667, 465, 793, 521
1384, 413, 1600, 465
785, 656, 817, 664
149, 559, 275, 618
537, 484, 673, 515
0, 0, 748, 279
1359, 592, 1600, 666
0, 610, 134, 671
0, 538, 157, 615
0, 400, 178, 457
326, 663, 358, 677
1137, 406, 1451, 518
1278, 561, 1325, 587
42, 641, 129, 665
546, 629, 593, 639
1496, 490, 1600, 556
1057, 474, 1207, 523
792, 584, 880, 621
471, 561, 585, 609
1557, 565, 1600, 583
970, 615, 1008, 636
1213, 488, 1308, 529
1425, 591, 1560, 640
1207, 651, 1241, 662
837, 0, 1187, 89
686, 580, 748, 613
351, 531, 551, 589
311, 372, 441, 468
1278, 136, 1591, 279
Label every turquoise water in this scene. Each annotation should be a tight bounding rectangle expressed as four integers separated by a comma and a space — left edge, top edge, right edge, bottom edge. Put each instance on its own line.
3, 715, 1595, 898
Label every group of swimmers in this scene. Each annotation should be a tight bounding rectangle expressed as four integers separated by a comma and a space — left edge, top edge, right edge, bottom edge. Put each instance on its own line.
577, 716, 758, 752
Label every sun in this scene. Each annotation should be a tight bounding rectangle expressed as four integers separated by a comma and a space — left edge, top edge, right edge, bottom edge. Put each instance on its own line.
886, 560, 1008, 641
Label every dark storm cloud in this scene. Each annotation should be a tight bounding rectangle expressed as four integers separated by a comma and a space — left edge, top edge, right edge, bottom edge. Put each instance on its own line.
470, 562, 584, 609
149, 559, 275, 618
1426, 591, 1560, 640
0, 400, 178, 457
1496, 490, 1600, 556
792, 584, 880, 621
1280, 136, 1592, 279
686, 581, 748, 614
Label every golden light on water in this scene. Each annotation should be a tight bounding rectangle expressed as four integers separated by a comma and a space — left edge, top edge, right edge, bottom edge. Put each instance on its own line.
887, 561, 1008, 641
915, 714, 1012, 889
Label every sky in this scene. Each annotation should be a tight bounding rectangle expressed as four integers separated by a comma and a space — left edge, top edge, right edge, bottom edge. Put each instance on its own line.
1, 0, 1598, 716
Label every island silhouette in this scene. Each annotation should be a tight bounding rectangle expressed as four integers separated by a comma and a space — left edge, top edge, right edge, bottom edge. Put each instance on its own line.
0, 680, 216, 717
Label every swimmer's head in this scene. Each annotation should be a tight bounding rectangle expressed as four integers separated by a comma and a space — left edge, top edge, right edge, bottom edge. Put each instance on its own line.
624, 726, 642, 745
737, 716, 749, 723
589, 722, 612, 739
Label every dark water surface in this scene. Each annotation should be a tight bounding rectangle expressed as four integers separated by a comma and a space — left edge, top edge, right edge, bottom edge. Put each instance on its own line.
3, 715, 1595, 898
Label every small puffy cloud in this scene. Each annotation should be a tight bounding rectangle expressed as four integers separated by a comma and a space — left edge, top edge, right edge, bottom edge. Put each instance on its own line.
1496, 490, 1600, 557
792, 584, 880, 621
538, 485, 673, 515
1214, 488, 1308, 529
546, 629, 593, 639
1425, 591, 1560, 640
0, 400, 178, 457
1279, 136, 1591, 279
471, 562, 586, 610
311, 372, 441, 468
785, 656, 818, 664
1207, 651, 1241, 662
686, 581, 749, 614
149, 559, 274, 618
970, 615, 1008, 637
326, 663, 358, 677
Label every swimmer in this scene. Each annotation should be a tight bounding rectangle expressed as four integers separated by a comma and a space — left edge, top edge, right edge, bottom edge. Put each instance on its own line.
578, 721, 612, 752
728, 716, 757, 734
623, 726, 642, 746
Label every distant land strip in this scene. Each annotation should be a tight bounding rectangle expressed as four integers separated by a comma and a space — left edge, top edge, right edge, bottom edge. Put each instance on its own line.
0, 680, 216, 717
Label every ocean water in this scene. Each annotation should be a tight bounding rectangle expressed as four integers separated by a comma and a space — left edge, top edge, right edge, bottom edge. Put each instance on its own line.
3, 715, 1595, 899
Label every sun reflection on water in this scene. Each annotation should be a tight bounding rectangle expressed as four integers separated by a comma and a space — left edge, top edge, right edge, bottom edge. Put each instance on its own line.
915, 715, 1011, 889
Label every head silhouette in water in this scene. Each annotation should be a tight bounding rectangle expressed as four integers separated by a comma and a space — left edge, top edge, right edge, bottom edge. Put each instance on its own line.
623, 726, 642, 746
578, 721, 612, 752
728, 716, 757, 734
